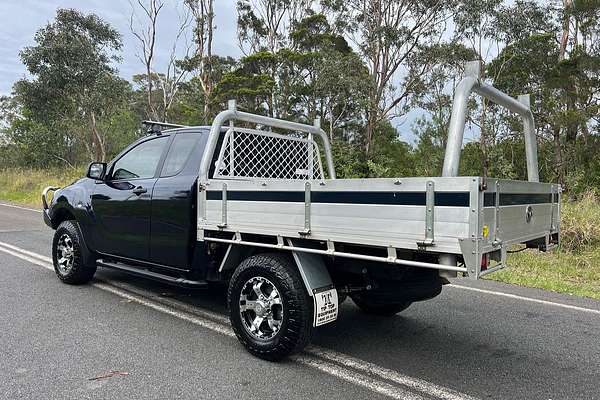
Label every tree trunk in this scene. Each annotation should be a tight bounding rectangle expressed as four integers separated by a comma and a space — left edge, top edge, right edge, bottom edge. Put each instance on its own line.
553, 126, 564, 185
203, 0, 214, 122
559, 0, 572, 61
365, 108, 377, 155
90, 112, 106, 162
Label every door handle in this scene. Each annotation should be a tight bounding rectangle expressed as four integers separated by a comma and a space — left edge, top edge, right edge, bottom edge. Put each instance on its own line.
132, 186, 147, 195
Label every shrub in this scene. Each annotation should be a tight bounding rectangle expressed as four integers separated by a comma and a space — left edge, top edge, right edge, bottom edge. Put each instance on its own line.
559, 191, 600, 252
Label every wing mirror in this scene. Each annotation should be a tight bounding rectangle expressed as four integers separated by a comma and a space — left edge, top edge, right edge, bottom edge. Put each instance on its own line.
87, 162, 107, 180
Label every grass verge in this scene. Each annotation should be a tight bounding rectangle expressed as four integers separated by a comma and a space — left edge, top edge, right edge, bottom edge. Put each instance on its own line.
0, 167, 599, 300
486, 248, 600, 300
485, 193, 600, 300
0, 166, 85, 208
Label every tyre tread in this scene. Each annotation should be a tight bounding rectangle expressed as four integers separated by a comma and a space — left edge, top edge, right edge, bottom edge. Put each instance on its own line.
228, 253, 313, 361
52, 220, 96, 285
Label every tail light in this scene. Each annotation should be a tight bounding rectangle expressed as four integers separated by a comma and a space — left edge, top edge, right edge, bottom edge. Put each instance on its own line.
481, 253, 490, 271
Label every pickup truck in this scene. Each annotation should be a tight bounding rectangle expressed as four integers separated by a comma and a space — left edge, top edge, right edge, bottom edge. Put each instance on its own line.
42, 62, 560, 360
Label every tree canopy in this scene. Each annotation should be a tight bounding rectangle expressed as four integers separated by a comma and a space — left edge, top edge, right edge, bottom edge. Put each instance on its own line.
1, 1, 599, 195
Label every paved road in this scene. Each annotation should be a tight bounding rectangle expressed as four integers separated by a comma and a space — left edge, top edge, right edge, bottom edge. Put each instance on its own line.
0, 203, 599, 400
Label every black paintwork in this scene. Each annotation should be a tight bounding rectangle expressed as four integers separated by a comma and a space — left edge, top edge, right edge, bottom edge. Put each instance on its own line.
483, 192, 554, 207
45, 128, 209, 273
207, 190, 472, 207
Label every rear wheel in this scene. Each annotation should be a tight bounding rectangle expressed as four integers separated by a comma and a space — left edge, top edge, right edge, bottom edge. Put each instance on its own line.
52, 220, 96, 285
228, 253, 313, 361
350, 293, 411, 316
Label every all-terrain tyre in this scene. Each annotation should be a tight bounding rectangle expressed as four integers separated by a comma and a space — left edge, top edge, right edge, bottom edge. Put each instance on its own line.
228, 253, 313, 361
52, 220, 97, 285
350, 293, 411, 316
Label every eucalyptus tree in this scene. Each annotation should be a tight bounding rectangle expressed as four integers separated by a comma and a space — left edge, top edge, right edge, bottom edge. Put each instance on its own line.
339, 0, 454, 155
14, 8, 129, 164
130, 0, 192, 121
183, 0, 216, 122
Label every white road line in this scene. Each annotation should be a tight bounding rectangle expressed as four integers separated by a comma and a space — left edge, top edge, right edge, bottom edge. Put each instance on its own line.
0, 241, 52, 263
0, 203, 42, 213
0, 240, 477, 400
105, 279, 233, 325
0, 244, 53, 271
94, 281, 236, 337
292, 355, 427, 400
306, 346, 479, 400
448, 284, 600, 315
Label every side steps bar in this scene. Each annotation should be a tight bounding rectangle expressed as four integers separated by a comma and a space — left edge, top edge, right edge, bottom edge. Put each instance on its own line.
97, 259, 207, 288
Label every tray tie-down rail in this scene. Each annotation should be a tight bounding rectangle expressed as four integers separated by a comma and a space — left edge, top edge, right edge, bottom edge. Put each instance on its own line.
203, 231, 469, 274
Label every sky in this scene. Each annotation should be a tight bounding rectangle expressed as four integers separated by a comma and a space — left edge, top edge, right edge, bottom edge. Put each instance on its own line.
0, 0, 241, 96
0, 0, 463, 144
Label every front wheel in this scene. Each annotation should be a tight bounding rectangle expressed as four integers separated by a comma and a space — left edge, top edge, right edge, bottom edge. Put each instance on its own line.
52, 220, 96, 285
228, 253, 313, 361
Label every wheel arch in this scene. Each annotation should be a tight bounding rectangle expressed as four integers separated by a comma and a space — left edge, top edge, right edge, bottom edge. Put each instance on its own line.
51, 205, 76, 229
220, 244, 333, 298
54, 217, 94, 262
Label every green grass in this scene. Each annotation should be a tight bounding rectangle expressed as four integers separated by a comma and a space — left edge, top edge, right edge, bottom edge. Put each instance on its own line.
486, 248, 600, 300
484, 193, 600, 300
1, 167, 599, 300
0, 166, 85, 208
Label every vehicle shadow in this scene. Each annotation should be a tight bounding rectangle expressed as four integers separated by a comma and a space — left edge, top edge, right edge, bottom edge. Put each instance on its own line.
95, 268, 525, 365
93, 269, 600, 400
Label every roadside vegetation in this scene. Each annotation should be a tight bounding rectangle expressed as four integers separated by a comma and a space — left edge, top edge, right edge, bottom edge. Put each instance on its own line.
489, 192, 600, 300
1, 167, 599, 300
0, 167, 84, 207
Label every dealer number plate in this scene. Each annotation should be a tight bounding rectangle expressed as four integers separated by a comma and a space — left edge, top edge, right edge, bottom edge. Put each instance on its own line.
313, 288, 338, 327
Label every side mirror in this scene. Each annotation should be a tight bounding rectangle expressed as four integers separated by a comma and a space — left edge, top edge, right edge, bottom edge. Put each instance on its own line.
87, 162, 106, 180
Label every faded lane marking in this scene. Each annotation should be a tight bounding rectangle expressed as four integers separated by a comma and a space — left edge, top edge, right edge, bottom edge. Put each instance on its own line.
306, 346, 479, 400
0, 241, 52, 263
0, 240, 478, 400
0, 203, 42, 213
449, 284, 600, 315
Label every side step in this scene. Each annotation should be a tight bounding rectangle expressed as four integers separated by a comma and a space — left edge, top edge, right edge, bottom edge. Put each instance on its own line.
96, 259, 207, 288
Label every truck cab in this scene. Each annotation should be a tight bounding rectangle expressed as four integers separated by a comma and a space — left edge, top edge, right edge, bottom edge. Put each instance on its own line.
44, 127, 211, 274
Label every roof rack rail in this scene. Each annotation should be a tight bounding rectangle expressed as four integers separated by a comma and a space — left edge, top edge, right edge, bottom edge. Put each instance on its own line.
142, 120, 188, 133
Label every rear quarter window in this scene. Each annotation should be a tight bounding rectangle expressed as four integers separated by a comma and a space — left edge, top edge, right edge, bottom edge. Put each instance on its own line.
161, 133, 203, 177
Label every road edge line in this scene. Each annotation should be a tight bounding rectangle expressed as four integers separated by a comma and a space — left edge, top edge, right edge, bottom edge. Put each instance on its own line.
0, 241, 52, 263
0, 203, 42, 213
448, 284, 600, 315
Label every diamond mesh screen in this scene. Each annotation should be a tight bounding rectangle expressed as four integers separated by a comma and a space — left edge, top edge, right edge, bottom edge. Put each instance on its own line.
214, 128, 324, 180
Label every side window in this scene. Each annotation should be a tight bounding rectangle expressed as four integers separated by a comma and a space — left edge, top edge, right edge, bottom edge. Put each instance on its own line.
161, 133, 202, 177
111, 137, 168, 180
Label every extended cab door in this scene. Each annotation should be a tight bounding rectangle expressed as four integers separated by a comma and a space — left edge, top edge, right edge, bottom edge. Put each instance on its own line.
150, 131, 206, 269
91, 135, 170, 261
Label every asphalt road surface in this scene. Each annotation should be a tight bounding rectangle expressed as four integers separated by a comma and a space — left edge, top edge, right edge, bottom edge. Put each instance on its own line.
0, 202, 599, 400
